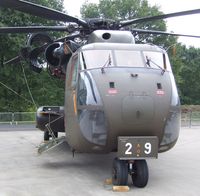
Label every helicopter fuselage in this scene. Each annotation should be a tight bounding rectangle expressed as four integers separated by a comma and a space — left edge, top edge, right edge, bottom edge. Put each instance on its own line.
64, 34, 181, 154
1, 1, 199, 188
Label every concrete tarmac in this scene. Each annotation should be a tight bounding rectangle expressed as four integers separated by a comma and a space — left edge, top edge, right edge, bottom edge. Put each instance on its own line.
0, 125, 200, 196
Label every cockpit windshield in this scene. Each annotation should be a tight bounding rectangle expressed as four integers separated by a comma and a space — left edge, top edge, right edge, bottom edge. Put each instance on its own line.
81, 49, 171, 71
115, 50, 144, 67
81, 50, 114, 69
143, 51, 171, 72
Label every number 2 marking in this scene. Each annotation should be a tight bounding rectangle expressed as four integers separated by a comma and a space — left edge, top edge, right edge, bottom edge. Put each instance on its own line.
125, 143, 132, 155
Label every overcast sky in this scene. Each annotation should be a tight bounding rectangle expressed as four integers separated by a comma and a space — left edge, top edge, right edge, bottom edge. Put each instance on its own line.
64, 0, 200, 48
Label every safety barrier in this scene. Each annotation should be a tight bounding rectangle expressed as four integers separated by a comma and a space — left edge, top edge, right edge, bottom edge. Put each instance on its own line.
0, 112, 35, 125
0, 112, 200, 127
181, 111, 200, 127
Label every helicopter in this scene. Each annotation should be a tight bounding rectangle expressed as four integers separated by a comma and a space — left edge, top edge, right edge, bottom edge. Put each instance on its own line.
1, 0, 200, 189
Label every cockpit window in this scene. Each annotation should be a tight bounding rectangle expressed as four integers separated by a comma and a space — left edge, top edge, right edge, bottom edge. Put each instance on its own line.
82, 50, 113, 69
143, 51, 171, 71
82, 49, 144, 68
115, 50, 143, 67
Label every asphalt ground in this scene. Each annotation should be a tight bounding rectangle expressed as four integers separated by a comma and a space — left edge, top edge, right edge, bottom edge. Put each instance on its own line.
0, 125, 199, 196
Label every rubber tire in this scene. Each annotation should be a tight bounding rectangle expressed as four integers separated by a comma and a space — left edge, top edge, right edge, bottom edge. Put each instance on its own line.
112, 158, 128, 186
131, 160, 149, 188
53, 131, 58, 138
44, 130, 50, 141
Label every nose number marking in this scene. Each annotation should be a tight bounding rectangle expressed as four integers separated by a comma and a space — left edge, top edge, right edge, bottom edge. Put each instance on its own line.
124, 142, 152, 155
125, 143, 132, 155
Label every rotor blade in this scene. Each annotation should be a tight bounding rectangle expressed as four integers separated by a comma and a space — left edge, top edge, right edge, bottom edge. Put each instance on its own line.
3, 33, 81, 66
0, 0, 88, 28
56, 33, 81, 42
3, 56, 22, 65
120, 9, 200, 27
0, 26, 71, 34
132, 28, 200, 38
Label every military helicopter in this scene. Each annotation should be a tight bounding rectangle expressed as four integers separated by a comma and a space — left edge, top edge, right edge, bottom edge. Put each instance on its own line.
1, 0, 200, 188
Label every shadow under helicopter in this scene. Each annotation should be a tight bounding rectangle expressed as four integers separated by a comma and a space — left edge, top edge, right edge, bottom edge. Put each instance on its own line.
41, 141, 115, 169
39, 141, 160, 188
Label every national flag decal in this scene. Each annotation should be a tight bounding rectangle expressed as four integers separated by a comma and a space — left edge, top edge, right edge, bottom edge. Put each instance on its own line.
108, 89, 118, 94
156, 90, 165, 95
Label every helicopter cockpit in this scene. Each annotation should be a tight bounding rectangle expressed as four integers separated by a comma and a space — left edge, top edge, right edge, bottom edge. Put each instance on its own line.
79, 43, 172, 72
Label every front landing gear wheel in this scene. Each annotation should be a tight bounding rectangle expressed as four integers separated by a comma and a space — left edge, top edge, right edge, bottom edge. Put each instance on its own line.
44, 130, 50, 141
112, 158, 128, 186
53, 132, 58, 138
131, 160, 149, 188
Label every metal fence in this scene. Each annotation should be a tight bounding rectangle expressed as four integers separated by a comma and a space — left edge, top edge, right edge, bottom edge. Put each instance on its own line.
0, 111, 200, 127
181, 111, 200, 127
0, 112, 36, 125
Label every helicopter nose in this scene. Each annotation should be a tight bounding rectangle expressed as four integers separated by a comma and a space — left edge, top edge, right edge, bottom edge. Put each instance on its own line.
121, 94, 154, 124
90, 68, 171, 139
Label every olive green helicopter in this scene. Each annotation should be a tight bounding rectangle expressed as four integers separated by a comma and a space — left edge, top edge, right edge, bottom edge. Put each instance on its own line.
1, 0, 200, 188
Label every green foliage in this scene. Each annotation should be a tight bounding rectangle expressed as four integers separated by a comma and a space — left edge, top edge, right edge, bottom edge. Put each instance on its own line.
168, 44, 200, 104
0, 0, 65, 112
178, 47, 200, 104
81, 3, 99, 18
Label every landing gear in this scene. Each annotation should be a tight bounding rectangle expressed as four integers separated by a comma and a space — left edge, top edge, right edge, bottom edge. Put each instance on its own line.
131, 160, 149, 188
44, 130, 50, 141
44, 130, 58, 141
112, 158, 149, 188
112, 158, 128, 185
53, 131, 58, 138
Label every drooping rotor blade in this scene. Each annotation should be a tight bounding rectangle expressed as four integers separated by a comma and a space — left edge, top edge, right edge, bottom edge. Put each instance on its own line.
3, 56, 22, 66
0, 26, 72, 34
3, 33, 81, 66
0, 0, 88, 28
120, 9, 200, 27
132, 28, 200, 38
56, 33, 81, 42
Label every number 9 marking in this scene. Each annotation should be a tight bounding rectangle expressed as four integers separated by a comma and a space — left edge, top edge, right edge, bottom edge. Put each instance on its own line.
144, 142, 151, 154
125, 143, 132, 155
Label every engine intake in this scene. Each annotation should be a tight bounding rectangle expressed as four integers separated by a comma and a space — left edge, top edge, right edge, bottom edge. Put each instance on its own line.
45, 42, 62, 67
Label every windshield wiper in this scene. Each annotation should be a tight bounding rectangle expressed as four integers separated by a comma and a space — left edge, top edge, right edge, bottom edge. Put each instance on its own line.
101, 54, 112, 74
145, 56, 165, 75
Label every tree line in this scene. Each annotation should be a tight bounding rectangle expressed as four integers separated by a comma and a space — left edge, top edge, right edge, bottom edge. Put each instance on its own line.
0, 0, 199, 112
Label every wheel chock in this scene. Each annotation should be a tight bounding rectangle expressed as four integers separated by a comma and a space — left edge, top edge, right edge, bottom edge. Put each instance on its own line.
104, 178, 112, 185
112, 186, 130, 192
